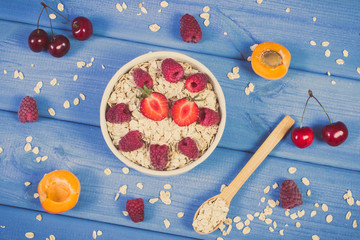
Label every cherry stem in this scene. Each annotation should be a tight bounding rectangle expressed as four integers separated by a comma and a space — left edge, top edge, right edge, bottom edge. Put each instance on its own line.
40, 2, 72, 24
300, 95, 311, 129
308, 89, 332, 124
37, 6, 45, 32
43, 7, 55, 40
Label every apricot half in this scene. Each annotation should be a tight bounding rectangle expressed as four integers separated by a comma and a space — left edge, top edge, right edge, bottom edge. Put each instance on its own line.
38, 170, 81, 214
251, 42, 291, 80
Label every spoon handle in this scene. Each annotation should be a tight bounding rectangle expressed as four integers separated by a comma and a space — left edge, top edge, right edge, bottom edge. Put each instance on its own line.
220, 115, 294, 204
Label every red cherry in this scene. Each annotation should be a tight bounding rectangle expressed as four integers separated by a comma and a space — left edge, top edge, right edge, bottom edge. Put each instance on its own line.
48, 35, 70, 58
291, 126, 314, 148
72, 17, 93, 41
28, 29, 48, 52
322, 121, 348, 146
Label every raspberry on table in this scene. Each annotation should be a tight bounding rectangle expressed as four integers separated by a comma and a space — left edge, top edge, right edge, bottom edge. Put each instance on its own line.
178, 137, 199, 159
161, 58, 184, 83
118, 130, 143, 152
280, 179, 303, 209
133, 68, 153, 89
126, 198, 144, 223
150, 144, 169, 170
185, 73, 208, 93
180, 14, 202, 43
198, 108, 220, 126
106, 103, 132, 123
18, 96, 39, 123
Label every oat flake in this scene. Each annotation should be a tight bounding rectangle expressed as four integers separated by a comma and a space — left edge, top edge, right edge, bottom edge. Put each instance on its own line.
79, 93, 86, 101
233, 216, 241, 223
353, 219, 357, 228
160, 1, 168, 8
149, 24, 160, 32
24, 143, 32, 152
32, 147, 39, 154
204, 19, 210, 27
73, 75, 78, 81
314, 203, 319, 208
272, 182, 279, 189
0, 147, 3, 154
310, 40, 316, 46
36, 214, 42, 221
24, 181, 32, 187
264, 185, 270, 194
242, 226, 251, 235
177, 212, 184, 218
321, 41, 329, 47
19, 72, 24, 80
50, 78, 57, 86
36, 157, 41, 163
313, 17, 317, 22
141, 7, 148, 14
346, 211, 351, 220
164, 184, 171, 189
122, 211, 128, 216
343, 50, 349, 57
331, 80, 336, 85
116, 3, 123, 12
296, 222, 301, 228
73, 98, 80, 106
312, 235, 320, 240
122, 2, 127, 9
14, 70, 19, 78
290, 213, 298, 220
203, 6, 210, 12
102, 65, 105, 69
307, 189, 311, 196
164, 219, 170, 229
311, 210, 316, 217
268, 199, 276, 208
288, 167, 297, 174
49, 235, 55, 240
298, 209, 305, 217
77, 61, 86, 68
48, 108, 55, 116
26, 136, 33, 142
326, 214, 333, 223
261, 197, 266, 203
34, 86, 40, 94
114, 192, 120, 201
97, 231, 102, 236
3, 69, 7, 74
119, 185, 127, 194
25, 232, 35, 239
200, 13, 210, 20
321, 203, 328, 212
149, 198, 158, 204
104, 168, 111, 175
257, 0, 263, 4
63, 100, 70, 109
57, 3, 64, 11
325, 49, 331, 57
280, 229, 284, 235
347, 197, 354, 206
49, 13, 56, 19
92, 230, 97, 239
34, 193, 39, 198
336, 59, 344, 65
301, 177, 310, 186
236, 222, 244, 230
136, 183, 143, 189
41, 156, 48, 162
285, 8, 290, 12
356, 200, 360, 206
122, 167, 129, 174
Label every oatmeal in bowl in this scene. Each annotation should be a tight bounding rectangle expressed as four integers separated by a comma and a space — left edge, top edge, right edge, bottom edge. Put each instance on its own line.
100, 51, 226, 176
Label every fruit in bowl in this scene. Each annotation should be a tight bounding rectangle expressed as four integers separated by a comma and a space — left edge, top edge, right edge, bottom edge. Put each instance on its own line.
100, 52, 226, 176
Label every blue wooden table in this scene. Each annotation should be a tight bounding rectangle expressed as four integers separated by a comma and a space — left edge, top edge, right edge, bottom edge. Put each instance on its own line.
0, 0, 359, 239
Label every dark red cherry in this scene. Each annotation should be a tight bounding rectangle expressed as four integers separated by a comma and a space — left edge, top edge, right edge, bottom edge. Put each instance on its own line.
72, 17, 93, 41
48, 35, 70, 58
322, 121, 348, 146
291, 126, 314, 148
28, 29, 48, 52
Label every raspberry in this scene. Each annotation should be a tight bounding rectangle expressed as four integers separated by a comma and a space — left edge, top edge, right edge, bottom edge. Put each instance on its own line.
198, 108, 220, 126
106, 103, 131, 123
118, 130, 143, 152
18, 96, 38, 123
161, 58, 184, 83
133, 68, 153, 89
280, 180, 303, 209
185, 73, 208, 93
180, 14, 202, 43
126, 198, 144, 223
178, 137, 199, 159
150, 144, 168, 170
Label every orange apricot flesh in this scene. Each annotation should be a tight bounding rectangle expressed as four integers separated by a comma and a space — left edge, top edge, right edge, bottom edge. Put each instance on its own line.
38, 170, 81, 214
251, 42, 291, 80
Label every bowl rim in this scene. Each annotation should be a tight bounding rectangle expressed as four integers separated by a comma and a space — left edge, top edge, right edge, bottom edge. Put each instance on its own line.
100, 51, 226, 176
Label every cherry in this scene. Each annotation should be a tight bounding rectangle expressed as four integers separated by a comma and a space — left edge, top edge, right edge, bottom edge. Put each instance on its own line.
28, 29, 48, 52
48, 35, 70, 58
72, 17, 93, 41
291, 126, 314, 148
322, 121, 348, 146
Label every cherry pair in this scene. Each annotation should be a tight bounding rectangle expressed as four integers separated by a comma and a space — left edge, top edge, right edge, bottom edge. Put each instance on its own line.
291, 90, 348, 148
28, 2, 93, 57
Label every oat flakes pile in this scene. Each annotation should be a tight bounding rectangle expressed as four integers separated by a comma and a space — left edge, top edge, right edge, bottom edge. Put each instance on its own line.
107, 59, 220, 170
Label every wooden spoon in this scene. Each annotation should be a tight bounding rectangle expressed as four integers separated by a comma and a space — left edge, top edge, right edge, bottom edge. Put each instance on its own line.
193, 115, 294, 234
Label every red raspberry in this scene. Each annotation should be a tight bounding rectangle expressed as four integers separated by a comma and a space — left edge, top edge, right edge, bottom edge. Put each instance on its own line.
280, 180, 303, 209
133, 68, 153, 89
178, 137, 199, 159
106, 103, 131, 123
180, 14, 202, 43
185, 73, 208, 93
150, 144, 168, 170
161, 58, 184, 83
18, 96, 38, 123
118, 130, 143, 152
198, 108, 220, 126
126, 198, 144, 223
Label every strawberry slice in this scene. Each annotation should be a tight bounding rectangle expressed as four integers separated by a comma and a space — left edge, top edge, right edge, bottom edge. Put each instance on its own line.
172, 98, 200, 126
139, 86, 169, 121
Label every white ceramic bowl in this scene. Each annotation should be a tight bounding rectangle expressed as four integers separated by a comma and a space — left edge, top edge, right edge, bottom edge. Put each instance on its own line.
100, 51, 226, 176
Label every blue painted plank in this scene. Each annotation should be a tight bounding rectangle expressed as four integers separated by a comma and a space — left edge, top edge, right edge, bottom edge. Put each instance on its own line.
0, 0, 359, 79
0, 111, 359, 239
0, 21, 359, 171
0, 205, 196, 240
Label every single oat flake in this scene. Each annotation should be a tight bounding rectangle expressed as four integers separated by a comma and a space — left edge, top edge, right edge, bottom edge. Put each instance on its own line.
160, 1, 168, 8
177, 212, 184, 218
122, 167, 129, 174
343, 50, 349, 57
264, 185, 270, 194
285, 8, 290, 12
353, 219, 358, 228
321, 203, 328, 212
149, 198, 158, 204
301, 177, 310, 186
288, 167, 297, 174
74, 98, 80, 106
136, 183, 143, 189
97, 230, 103, 236
73, 75, 78, 81
92, 230, 97, 239
336, 59, 345, 65
26, 136, 33, 142
32, 147, 39, 155
164, 219, 170, 229
63, 100, 70, 109
57, 3, 64, 11
49, 235, 55, 240
104, 168, 111, 175
346, 211, 351, 220
310, 40, 316, 46
24, 181, 32, 187
25, 232, 35, 239
311, 210, 317, 217
48, 108, 56, 116
79, 93, 86, 101
149, 24, 160, 32
122, 211, 128, 216
312, 235, 320, 240
36, 214, 42, 221
321, 41, 329, 47
257, 0, 263, 4
242, 226, 251, 235
77, 61, 86, 68
326, 214, 333, 223
325, 49, 331, 57
116, 3, 123, 12
50, 78, 57, 86
164, 184, 172, 189
203, 6, 210, 12
24, 143, 32, 152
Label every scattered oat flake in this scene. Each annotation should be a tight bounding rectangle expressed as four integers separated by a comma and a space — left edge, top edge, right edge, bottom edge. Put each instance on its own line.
312, 235, 320, 240
290, 212, 298, 220
301, 177, 310, 186
343, 50, 349, 57
311, 210, 317, 217
0, 147, 2, 154
97, 231, 102, 236
160, 1, 168, 8
119, 185, 127, 194
224, 32, 228, 35
149, 24, 160, 32
91, 57, 95, 62
36, 214, 42, 221
114, 192, 120, 201
122, 210, 129, 216
288, 167, 297, 174
313, 17, 317, 22
285, 8, 290, 12
49, 235, 55, 240
261, 197, 266, 203
136, 183, 143, 189
200, 13, 210, 20
177, 212, 184, 218
269, 226, 274, 232
325, 49, 331, 57
347, 197, 355, 206
141, 7, 148, 14
242, 226, 251, 235
122, 2, 127, 9
247, 214, 254, 221
73, 75, 78, 81
92, 230, 97, 239
101, 65, 105, 69
79, 93, 86, 101
306, 189, 311, 196
331, 80, 336, 85
4, 69, 7, 74
122, 167, 129, 174
336, 59, 344, 65
25, 232, 35, 239
296, 222, 301, 228
322, 203, 328, 212
257, 0, 263, 4
37, 81, 43, 88
31, 64, 34, 67
250, 44, 258, 51
272, 182, 279, 189
34, 86, 40, 94
116, 3, 123, 12
280, 229, 284, 235
50, 78, 57, 86
326, 214, 333, 223
149, 198, 158, 204
217, 237, 224, 240
321, 41, 329, 47
18, 72, 24, 80
357, 67, 360, 75
346, 211, 351, 220
164, 219, 170, 229
49, 13, 56, 19
104, 168, 111, 175
264, 185, 270, 194
48, 108, 55, 116
32, 147, 39, 154
245, 219, 251, 226
273, 221, 277, 229
233, 216, 241, 223
63, 100, 70, 109
353, 219, 357, 228
34, 193, 39, 198
285, 210, 290, 216
57, 3, 64, 12
41, 156, 48, 162
36, 156, 41, 163
25, 181, 32, 187
164, 184, 171, 189
26, 136, 33, 142
268, 199, 276, 208
254, 212, 260, 217
265, 218, 272, 225
86, 62, 93, 68
204, 19, 210, 27
73, 98, 80, 106
236, 222, 244, 230
310, 40, 316, 46
356, 200, 360, 206
14, 70, 19, 78
203, 6, 210, 12
24, 143, 32, 152
314, 203, 319, 208
77, 61, 86, 68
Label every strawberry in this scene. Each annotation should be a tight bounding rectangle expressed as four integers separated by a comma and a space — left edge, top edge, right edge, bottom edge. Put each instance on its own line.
172, 97, 200, 126
138, 86, 169, 121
